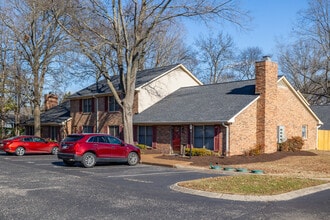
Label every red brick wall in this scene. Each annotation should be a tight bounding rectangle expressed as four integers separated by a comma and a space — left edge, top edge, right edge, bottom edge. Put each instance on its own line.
229, 100, 258, 155
277, 84, 317, 150
229, 59, 318, 156
70, 93, 138, 135
155, 125, 172, 154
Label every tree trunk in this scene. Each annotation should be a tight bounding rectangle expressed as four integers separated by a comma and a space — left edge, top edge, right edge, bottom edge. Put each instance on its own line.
122, 91, 134, 144
34, 104, 41, 137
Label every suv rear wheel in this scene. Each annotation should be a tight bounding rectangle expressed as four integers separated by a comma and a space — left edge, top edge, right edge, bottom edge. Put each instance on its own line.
82, 152, 96, 168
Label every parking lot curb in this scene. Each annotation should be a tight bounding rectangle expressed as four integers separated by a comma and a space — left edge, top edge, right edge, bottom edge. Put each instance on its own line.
171, 182, 330, 202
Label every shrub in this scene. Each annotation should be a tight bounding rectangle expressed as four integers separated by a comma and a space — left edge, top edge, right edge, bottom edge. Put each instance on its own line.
278, 136, 304, 152
185, 148, 213, 156
136, 144, 149, 150
244, 144, 264, 156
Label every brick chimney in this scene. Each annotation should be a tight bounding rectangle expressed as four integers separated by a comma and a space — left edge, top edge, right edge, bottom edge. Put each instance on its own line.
44, 93, 58, 111
255, 56, 278, 153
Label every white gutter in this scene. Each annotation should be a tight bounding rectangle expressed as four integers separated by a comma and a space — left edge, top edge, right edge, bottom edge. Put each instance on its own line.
93, 96, 99, 133
316, 125, 321, 150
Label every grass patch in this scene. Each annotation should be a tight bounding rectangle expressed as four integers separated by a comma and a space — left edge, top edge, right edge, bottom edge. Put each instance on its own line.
178, 175, 328, 195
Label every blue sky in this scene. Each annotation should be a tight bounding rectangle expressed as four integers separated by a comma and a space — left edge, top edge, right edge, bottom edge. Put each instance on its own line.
65, 0, 311, 94
184, 0, 310, 61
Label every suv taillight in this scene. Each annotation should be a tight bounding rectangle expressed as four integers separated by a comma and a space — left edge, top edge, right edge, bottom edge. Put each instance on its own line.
73, 143, 77, 151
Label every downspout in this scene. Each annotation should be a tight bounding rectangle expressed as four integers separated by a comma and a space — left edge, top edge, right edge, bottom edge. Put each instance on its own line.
222, 123, 229, 156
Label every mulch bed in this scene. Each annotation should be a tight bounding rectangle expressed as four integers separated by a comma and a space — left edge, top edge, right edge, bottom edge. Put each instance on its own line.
142, 149, 318, 167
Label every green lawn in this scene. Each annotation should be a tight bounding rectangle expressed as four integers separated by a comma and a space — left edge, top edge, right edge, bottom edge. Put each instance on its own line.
178, 175, 328, 195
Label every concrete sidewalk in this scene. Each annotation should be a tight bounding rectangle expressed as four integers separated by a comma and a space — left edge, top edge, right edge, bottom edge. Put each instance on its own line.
141, 154, 193, 168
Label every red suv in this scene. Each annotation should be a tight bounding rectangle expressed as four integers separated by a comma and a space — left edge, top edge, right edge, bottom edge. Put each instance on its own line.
1, 135, 59, 156
57, 133, 141, 168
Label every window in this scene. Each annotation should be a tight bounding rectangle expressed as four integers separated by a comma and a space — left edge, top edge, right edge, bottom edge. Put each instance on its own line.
49, 126, 58, 141
302, 125, 308, 139
204, 126, 215, 150
25, 126, 34, 135
193, 125, 214, 150
33, 137, 45, 142
83, 99, 93, 112
109, 126, 120, 138
138, 126, 153, 147
23, 137, 33, 142
109, 96, 120, 112
88, 136, 106, 143
108, 136, 122, 144
194, 126, 204, 148
83, 126, 94, 133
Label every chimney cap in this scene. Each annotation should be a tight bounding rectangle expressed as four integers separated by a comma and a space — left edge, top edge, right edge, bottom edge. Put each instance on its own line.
262, 55, 271, 61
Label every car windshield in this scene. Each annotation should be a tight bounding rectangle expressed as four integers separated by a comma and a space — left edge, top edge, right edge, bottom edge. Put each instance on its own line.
63, 135, 84, 142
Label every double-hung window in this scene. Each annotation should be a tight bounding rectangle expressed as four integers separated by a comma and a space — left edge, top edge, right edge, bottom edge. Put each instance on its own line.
109, 125, 120, 138
193, 125, 214, 150
109, 96, 120, 112
83, 126, 94, 133
83, 99, 93, 113
138, 126, 153, 147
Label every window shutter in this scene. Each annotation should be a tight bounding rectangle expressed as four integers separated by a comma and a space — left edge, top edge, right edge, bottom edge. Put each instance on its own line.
79, 100, 82, 112
152, 126, 157, 149
133, 125, 138, 142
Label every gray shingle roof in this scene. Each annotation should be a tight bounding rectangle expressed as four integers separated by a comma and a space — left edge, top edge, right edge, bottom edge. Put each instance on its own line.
69, 64, 180, 99
133, 79, 259, 124
24, 101, 71, 125
311, 105, 330, 130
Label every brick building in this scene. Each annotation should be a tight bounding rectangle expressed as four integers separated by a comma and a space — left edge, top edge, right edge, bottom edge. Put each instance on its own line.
44, 59, 322, 156
24, 99, 71, 142
133, 58, 322, 155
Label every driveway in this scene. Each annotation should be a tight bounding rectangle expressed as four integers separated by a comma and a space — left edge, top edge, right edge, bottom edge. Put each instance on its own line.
0, 152, 329, 220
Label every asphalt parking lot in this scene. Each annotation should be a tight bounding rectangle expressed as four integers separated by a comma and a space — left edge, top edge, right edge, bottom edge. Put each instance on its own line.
1, 152, 329, 220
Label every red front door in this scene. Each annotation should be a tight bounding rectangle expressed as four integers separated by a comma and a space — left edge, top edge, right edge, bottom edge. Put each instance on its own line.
172, 126, 181, 153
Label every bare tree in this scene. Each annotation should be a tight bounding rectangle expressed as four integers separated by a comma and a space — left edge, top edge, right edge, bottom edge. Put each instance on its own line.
279, 40, 327, 104
0, 17, 27, 137
56, 0, 249, 143
195, 31, 236, 84
143, 22, 196, 69
0, 23, 11, 138
234, 46, 263, 80
279, 0, 330, 104
0, 0, 71, 136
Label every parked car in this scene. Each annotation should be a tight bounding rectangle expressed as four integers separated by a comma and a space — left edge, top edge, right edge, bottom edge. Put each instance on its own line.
57, 133, 141, 168
1, 135, 59, 156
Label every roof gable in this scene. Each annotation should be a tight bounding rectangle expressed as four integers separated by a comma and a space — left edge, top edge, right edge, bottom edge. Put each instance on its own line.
278, 76, 322, 125
136, 64, 202, 90
69, 64, 187, 99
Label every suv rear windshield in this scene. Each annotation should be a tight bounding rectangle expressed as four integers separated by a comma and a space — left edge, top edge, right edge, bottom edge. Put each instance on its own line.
62, 135, 84, 142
